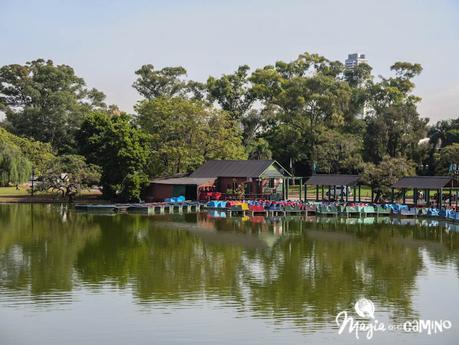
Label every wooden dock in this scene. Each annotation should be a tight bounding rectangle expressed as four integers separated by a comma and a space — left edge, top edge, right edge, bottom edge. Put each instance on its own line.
73, 202, 459, 224
75, 203, 204, 214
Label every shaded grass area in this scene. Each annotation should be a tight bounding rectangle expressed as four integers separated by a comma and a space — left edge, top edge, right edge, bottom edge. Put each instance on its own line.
0, 187, 102, 203
0, 187, 31, 196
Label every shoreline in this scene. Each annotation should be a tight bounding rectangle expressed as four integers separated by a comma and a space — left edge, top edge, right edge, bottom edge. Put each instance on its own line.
0, 194, 105, 204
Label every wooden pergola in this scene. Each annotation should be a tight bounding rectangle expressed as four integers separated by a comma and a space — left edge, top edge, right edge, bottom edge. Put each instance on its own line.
304, 174, 362, 202
391, 176, 459, 208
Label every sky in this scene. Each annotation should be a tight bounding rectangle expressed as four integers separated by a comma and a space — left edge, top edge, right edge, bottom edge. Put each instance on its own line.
1, 0, 458, 122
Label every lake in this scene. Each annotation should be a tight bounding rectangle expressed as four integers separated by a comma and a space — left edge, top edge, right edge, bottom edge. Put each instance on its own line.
0, 204, 458, 345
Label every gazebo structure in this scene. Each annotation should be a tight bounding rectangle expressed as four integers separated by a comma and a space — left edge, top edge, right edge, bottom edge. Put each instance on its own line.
391, 176, 459, 208
305, 174, 362, 202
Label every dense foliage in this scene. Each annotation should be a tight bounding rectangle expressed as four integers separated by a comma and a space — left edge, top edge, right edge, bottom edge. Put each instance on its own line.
1, 51, 458, 201
0, 141, 32, 187
77, 112, 150, 201
135, 97, 246, 176
0, 59, 106, 153
361, 156, 416, 202
0, 128, 55, 186
0, 128, 55, 174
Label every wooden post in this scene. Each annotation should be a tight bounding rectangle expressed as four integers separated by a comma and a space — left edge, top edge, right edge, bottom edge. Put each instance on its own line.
316, 185, 319, 201
456, 189, 458, 210
391, 188, 395, 203
345, 186, 349, 203
353, 186, 356, 202
414, 188, 418, 207
282, 179, 286, 200
449, 187, 452, 207
321, 186, 324, 201
402, 188, 406, 204
439, 188, 443, 208
282, 179, 285, 200
299, 178, 303, 201
285, 178, 289, 200
358, 185, 361, 202
304, 183, 308, 202
371, 188, 374, 203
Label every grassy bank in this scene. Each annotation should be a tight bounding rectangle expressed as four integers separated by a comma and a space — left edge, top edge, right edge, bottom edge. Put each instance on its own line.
0, 187, 103, 203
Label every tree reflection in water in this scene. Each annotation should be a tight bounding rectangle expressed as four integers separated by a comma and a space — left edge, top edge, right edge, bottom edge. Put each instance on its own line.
0, 204, 458, 329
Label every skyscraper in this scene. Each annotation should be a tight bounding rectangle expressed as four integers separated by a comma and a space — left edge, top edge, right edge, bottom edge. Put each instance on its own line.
345, 53, 368, 69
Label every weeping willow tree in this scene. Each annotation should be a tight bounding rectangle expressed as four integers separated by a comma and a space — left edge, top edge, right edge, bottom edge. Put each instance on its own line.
0, 141, 32, 186
0, 128, 54, 175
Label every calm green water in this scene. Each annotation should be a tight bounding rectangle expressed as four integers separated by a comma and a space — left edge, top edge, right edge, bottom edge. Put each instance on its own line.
0, 204, 458, 345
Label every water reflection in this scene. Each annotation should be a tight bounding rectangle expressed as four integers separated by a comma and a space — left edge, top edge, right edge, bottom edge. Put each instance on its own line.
0, 204, 458, 331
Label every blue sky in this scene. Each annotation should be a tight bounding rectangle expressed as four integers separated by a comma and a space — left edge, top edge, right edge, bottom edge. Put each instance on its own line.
1, 0, 458, 121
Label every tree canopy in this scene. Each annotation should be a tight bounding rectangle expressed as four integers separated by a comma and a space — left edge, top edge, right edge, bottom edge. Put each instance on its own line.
0, 141, 32, 187
2, 51, 457, 201
77, 112, 150, 201
0, 59, 106, 153
0, 128, 55, 186
361, 156, 416, 202
135, 97, 246, 176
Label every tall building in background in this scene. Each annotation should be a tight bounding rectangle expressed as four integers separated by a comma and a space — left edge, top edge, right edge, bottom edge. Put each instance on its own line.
345, 53, 370, 119
345, 53, 367, 69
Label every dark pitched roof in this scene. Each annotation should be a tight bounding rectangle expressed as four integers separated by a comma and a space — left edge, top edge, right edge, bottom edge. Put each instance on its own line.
151, 177, 216, 185
306, 174, 361, 186
392, 176, 457, 189
189, 160, 291, 178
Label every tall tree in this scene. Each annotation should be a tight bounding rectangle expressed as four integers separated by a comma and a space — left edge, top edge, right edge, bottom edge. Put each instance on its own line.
314, 130, 363, 174
428, 118, 459, 149
0, 59, 106, 153
344, 63, 373, 121
207, 65, 279, 158
251, 53, 353, 173
135, 97, 246, 176
0, 141, 32, 187
207, 65, 254, 121
133, 65, 188, 99
0, 127, 54, 175
435, 143, 459, 175
361, 156, 416, 202
0, 127, 56, 186
368, 62, 422, 113
363, 61, 426, 164
77, 112, 150, 201
363, 104, 427, 164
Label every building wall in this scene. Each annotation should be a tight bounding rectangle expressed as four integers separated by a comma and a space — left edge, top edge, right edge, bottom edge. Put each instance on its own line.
217, 177, 248, 193
144, 184, 174, 202
216, 177, 283, 196
145, 183, 204, 202
145, 176, 285, 202
345, 53, 367, 69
